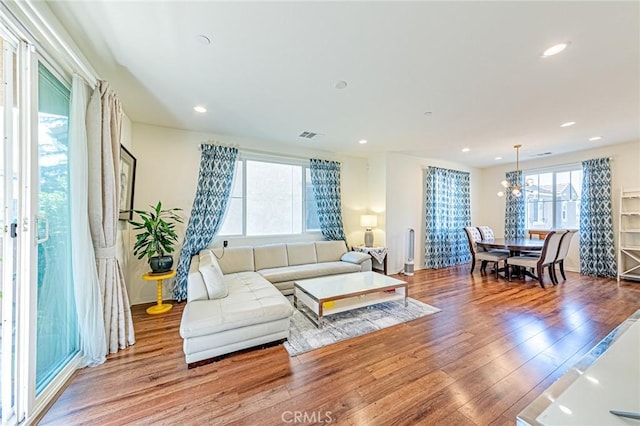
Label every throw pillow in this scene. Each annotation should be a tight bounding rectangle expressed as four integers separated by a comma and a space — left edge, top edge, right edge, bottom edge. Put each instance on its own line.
199, 253, 228, 299
198, 249, 224, 276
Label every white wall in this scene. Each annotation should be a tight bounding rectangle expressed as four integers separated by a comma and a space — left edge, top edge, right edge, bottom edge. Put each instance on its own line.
478, 140, 640, 272
128, 123, 368, 304
384, 152, 482, 274
365, 153, 387, 247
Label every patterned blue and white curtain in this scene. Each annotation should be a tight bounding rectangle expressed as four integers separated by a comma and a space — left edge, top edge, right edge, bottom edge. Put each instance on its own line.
504, 170, 525, 239
580, 158, 616, 277
174, 144, 238, 301
310, 159, 347, 242
424, 167, 471, 268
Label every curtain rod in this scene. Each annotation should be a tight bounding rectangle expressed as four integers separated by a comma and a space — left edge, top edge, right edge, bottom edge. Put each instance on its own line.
198, 140, 238, 150
197, 141, 333, 162
514, 156, 614, 174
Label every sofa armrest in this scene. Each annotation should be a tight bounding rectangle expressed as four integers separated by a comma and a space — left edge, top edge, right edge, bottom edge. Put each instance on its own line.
341, 251, 371, 265
187, 255, 209, 302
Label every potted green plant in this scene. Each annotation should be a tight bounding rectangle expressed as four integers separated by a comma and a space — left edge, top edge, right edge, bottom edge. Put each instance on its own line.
129, 201, 183, 273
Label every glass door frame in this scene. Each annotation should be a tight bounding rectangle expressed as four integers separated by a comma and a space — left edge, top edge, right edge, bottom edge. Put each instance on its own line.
0, 16, 82, 423
1, 28, 19, 425
0, 29, 34, 425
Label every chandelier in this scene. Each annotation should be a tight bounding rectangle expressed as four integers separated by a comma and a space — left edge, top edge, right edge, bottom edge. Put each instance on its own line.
497, 144, 532, 197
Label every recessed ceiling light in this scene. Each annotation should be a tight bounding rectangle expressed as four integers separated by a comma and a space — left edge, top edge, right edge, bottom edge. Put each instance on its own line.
193, 105, 207, 113
560, 121, 576, 128
541, 42, 569, 58
495, 156, 502, 160
196, 35, 211, 45
359, 139, 367, 144
588, 136, 603, 141
462, 148, 470, 153
335, 81, 348, 89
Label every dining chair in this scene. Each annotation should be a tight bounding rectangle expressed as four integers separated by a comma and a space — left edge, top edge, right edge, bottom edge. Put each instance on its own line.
477, 226, 495, 240
506, 230, 567, 288
464, 227, 508, 277
528, 230, 551, 240
477, 225, 509, 254
552, 229, 578, 282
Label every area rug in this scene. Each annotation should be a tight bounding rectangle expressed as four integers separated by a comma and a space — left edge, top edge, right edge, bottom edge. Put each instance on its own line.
284, 298, 441, 356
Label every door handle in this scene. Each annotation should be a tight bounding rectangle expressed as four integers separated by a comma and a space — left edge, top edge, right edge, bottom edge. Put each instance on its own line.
10, 222, 17, 238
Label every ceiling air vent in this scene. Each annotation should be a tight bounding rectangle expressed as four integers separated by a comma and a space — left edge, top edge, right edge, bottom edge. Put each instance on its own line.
528, 151, 553, 157
299, 131, 318, 139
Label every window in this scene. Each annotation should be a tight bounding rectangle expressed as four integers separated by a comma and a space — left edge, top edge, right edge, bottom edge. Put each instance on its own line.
218, 161, 243, 236
217, 156, 320, 236
524, 167, 582, 230
305, 169, 321, 230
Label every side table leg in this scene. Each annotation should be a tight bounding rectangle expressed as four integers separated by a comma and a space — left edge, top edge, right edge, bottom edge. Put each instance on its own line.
146, 278, 172, 315
156, 279, 163, 306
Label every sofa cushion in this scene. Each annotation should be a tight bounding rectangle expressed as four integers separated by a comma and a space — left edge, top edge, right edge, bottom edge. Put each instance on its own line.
286, 242, 317, 266
254, 244, 288, 271
215, 246, 255, 274
258, 261, 361, 283
199, 251, 228, 299
180, 272, 292, 339
315, 240, 348, 263
341, 251, 370, 265
182, 318, 290, 361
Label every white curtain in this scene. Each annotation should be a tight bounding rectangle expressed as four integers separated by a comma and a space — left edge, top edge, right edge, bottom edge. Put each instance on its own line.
87, 80, 135, 353
70, 75, 107, 366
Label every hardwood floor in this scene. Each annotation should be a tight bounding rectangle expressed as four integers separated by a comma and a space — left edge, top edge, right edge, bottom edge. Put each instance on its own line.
41, 267, 640, 425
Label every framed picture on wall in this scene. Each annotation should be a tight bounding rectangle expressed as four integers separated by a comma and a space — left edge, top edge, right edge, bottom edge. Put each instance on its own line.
119, 145, 137, 221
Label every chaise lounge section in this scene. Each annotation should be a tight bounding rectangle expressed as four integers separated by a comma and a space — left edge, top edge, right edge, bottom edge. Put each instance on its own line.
179, 240, 371, 365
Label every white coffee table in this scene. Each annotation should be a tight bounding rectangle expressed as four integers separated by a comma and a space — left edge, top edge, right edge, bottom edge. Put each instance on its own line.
293, 271, 408, 328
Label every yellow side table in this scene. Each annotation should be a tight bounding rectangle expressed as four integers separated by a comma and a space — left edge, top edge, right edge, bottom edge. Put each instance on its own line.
142, 269, 176, 314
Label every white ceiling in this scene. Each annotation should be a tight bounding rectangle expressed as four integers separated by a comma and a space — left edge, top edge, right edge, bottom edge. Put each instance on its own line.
48, 1, 639, 168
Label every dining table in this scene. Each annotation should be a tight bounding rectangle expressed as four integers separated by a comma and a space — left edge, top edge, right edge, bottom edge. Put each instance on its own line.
476, 238, 545, 279
477, 238, 545, 256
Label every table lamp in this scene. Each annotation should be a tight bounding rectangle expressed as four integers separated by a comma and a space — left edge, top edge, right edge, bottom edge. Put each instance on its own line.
360, 215, 378, 247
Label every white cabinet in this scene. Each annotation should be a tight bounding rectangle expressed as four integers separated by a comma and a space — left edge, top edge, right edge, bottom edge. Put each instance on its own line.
618, 187, 640, 282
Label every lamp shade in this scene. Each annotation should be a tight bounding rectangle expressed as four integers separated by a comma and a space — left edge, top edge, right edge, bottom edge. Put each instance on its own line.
360, 215, 378, 228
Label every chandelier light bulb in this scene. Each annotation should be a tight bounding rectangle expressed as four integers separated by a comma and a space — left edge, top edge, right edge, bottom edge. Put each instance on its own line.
497, 144, 527, 197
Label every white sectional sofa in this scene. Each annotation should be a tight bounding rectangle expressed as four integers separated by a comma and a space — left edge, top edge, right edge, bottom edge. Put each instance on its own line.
179, 240, 371, 366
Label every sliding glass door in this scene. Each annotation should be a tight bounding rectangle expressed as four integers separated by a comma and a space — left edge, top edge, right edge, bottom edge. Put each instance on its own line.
0, 20, 80, 424
35, 63, 78, 394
